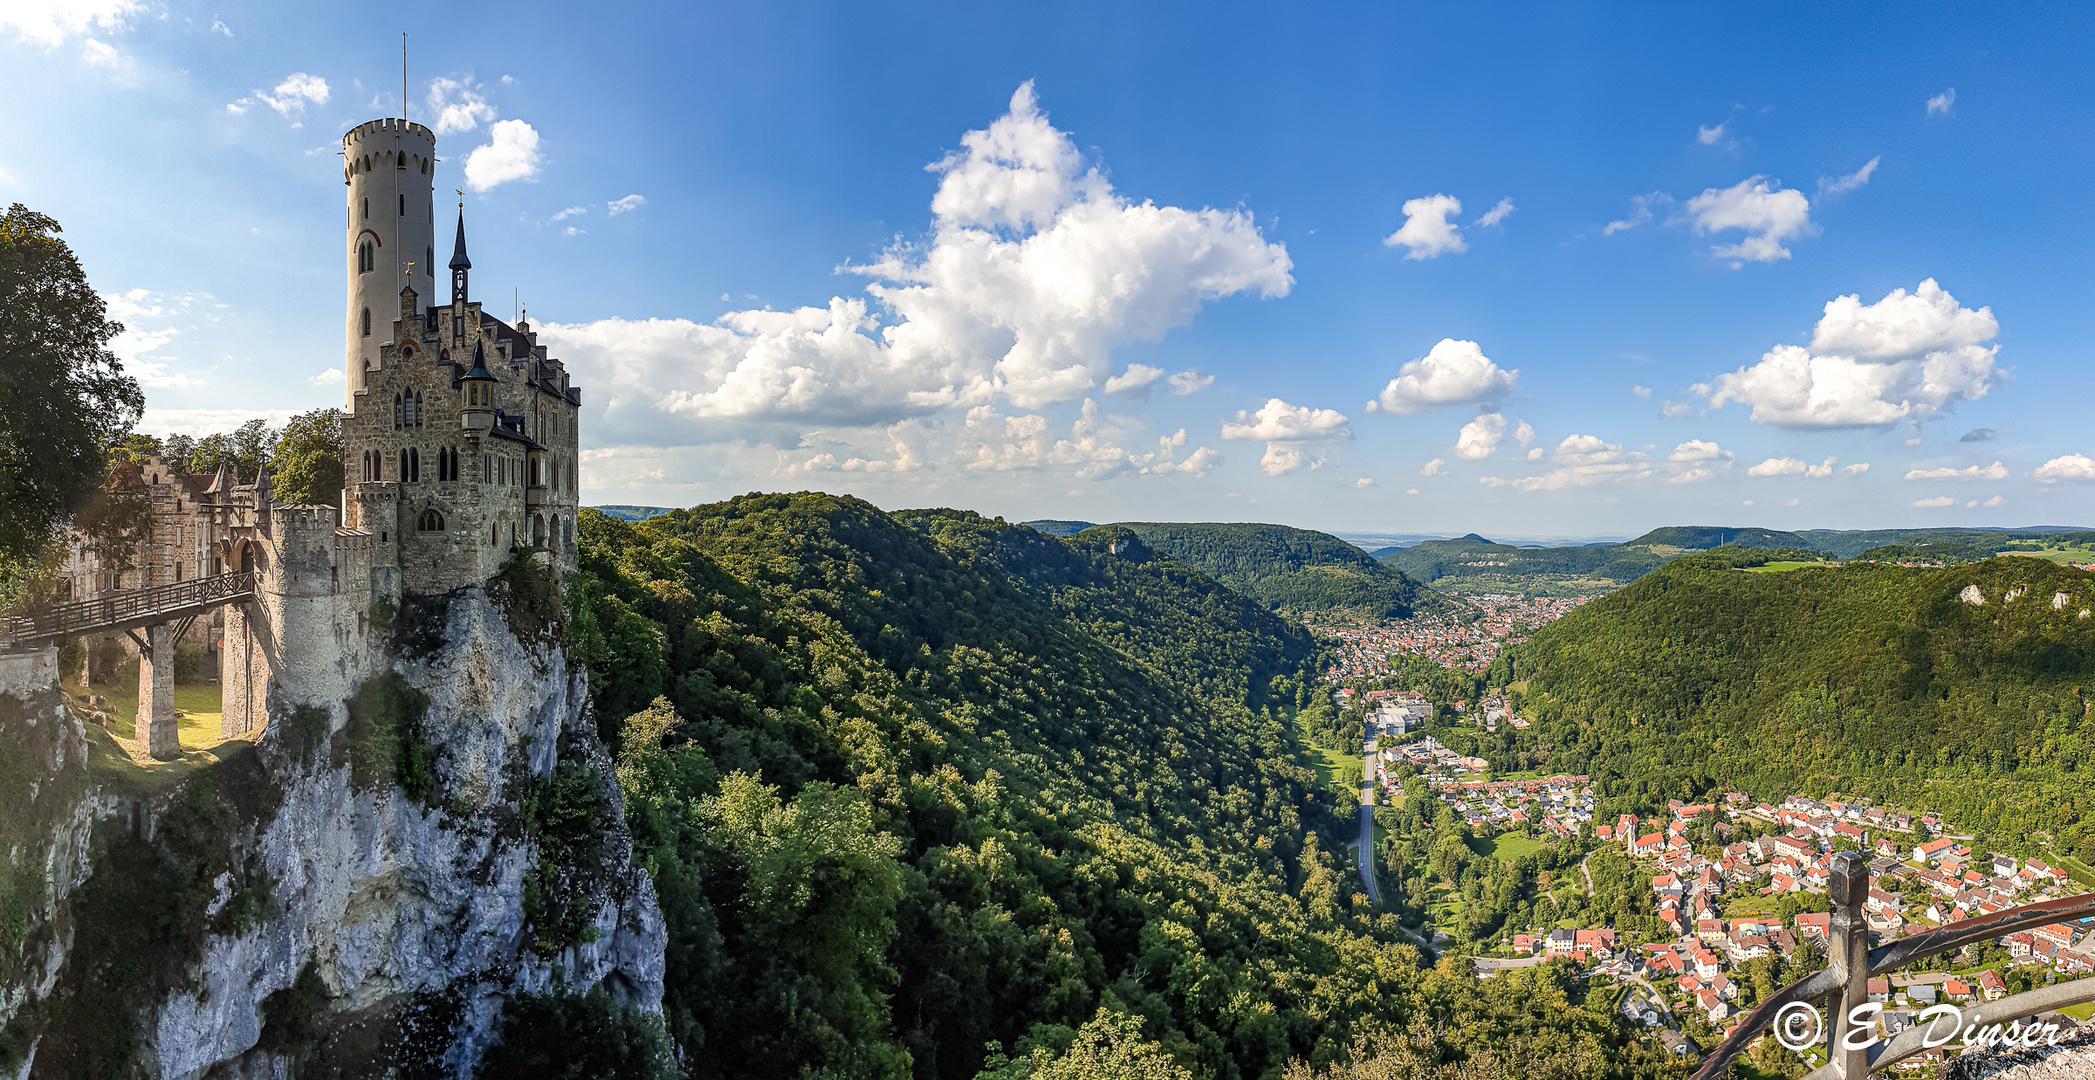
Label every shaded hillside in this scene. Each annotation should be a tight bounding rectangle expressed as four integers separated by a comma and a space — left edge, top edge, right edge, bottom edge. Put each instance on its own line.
571, 496, 1663, 1080
1499, 547, 2095, 856
1114, 521, 1446, 619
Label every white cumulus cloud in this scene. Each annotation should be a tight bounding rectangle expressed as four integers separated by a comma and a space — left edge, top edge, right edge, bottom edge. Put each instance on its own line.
230, 72, 330, 120
1913, 496, 1955, 507
1927, 88, 1956, 117
1683, 176, 1816, 264
426, 76, 497, 135
1704, 279, 2000, 429
1485, 435, 1731, 491
1746, 456, 1847, 478
1419, 458, 1445, 476
0, 0, 139, 47
538, 82, 1291, 435
464, 119, 542, 191
2034, 454, 2095, 483
1102, 364, 1164, 396
607, 194, 646, 215
1903, 460, 2008, 481
1383, 194, 1467, 259
1221, 398, 1352, 475
1474, 197, 1515, 228
1368, 338, 1519, 415
1167, 369, 1214, 396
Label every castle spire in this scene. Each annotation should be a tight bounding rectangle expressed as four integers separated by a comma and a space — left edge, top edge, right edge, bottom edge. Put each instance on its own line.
448, 203, 471, 307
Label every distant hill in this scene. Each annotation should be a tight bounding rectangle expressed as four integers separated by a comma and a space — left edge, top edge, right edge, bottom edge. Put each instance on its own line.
1382, 524, 2095, 595
589, 505, 675, 522
1502, 546, 2095, 854
1113, 521, 1445, 619
1021, 519, 1097, 537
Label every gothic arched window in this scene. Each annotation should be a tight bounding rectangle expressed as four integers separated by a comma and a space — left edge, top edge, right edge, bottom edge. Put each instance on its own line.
413, 390, 425, 428
393, 392, 403, 430
409, 447, 420, 483
398, 448, 408, 482
418, 509, 444, 532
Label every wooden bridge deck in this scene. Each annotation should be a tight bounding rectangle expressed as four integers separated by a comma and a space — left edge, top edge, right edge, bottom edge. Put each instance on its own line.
1, 571, 254, 651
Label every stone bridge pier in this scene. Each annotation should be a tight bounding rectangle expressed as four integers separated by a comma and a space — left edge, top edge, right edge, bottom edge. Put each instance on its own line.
129, 622, 179, 759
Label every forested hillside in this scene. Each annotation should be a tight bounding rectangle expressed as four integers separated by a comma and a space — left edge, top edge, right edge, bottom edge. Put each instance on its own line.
567, 496, 1667, 1080
1113, 521, 1446, 619
1498, 547, 2095, 861
1382, 525, 2095, 594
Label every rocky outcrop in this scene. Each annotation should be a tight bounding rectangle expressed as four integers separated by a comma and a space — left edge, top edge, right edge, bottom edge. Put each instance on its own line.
0, 588, 665, 1079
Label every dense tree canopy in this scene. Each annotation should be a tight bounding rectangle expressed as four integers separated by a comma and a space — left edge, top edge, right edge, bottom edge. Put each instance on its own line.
561, 496, 1669, 1080
1114, 522, 1445, 619
0, 204, 141, 586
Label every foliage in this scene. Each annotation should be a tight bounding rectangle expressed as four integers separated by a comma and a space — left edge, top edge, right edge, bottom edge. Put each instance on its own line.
270, 407, 346, 509
1114, 521, 1446, 618
0, 204, 144, 576
520, 760, 610, 953
477, 985, 677, 1080
1498, 547, 2095, 851
30, 751, 278, 1076
343, 672, 437, 804
571, 496, 1669, 1080
977, 1009, 1194, 1080
491, 546, 563, 644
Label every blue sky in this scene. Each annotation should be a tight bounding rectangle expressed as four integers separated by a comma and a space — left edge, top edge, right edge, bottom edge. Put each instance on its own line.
6, 1, 2094, 536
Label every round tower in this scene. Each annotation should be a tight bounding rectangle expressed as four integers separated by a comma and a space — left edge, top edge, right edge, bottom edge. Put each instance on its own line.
343, 118, 438, 411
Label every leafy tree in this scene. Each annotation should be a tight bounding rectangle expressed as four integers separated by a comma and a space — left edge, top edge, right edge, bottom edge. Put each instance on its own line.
270, 408, 344, 509
477, 985, 676, 1079
0, 203, 142, 587
185, 418, 274, 482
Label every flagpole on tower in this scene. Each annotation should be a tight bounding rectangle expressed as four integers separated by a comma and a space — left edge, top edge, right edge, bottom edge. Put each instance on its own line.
401, 33, 408, 121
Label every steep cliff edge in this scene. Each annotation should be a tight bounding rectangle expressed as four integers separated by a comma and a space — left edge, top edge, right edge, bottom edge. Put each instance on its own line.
0, 586, 666, 1079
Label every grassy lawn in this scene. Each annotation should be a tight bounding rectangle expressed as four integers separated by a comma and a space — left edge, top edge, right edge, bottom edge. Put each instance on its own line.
1291, 713, 1362, 796
1744, 561, 1833, 573
2058, 1000, 2095, 1022
74, 660, 230, 751
1488, 833, 1546, 861
1722, 894, 1787, 918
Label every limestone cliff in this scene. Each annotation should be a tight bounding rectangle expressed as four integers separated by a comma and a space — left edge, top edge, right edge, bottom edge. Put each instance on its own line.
0, 587, 666, 1079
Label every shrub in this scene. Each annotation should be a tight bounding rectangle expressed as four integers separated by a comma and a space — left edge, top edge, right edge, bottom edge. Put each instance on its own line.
343, 672, 437, 804
477, 985, 675, 1079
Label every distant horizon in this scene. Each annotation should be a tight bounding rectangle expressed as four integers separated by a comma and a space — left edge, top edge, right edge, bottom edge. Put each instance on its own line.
585, 501, 2092, 550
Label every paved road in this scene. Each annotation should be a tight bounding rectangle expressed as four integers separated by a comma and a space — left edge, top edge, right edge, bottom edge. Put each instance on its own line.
1580, 851, 1595, 896
1357, 736, 1381, 904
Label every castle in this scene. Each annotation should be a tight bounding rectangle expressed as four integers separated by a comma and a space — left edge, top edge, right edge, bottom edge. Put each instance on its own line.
62, 116, 584, 758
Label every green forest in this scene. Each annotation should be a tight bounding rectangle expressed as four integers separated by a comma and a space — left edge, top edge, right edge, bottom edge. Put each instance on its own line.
563, 497, 1676, 1080
1491, 546, 2095, 862
1380, 525, 2095, 595
1111, 522, 1446, 620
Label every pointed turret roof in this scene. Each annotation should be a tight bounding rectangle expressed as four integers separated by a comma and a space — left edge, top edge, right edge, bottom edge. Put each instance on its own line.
463, 338, 496, 381
449, 209, 471, 271
205, 460, 231, 494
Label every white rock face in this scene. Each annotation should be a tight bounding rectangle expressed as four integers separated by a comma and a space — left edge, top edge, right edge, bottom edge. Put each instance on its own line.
1962, 584, 1986, 605
0, 591, 663, 1079
151, 591, 666, 1077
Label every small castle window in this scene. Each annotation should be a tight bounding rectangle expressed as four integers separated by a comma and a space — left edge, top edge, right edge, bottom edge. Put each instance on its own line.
413, 390, 425, 428
361, 307, 371, 338
361, 196, 369, 221
410, 447, 420, 482
418, 509, 444, 532
399, 193, 406, 216
393, 393, 403, 430
426, 246, 433, 277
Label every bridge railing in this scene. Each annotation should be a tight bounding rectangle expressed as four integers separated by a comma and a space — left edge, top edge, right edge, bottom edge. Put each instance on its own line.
0, 571, 255, 648
1689, 851, 2095, 1080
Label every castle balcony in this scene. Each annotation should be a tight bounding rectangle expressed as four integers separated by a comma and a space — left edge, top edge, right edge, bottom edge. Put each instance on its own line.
525, 483, 547, 508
